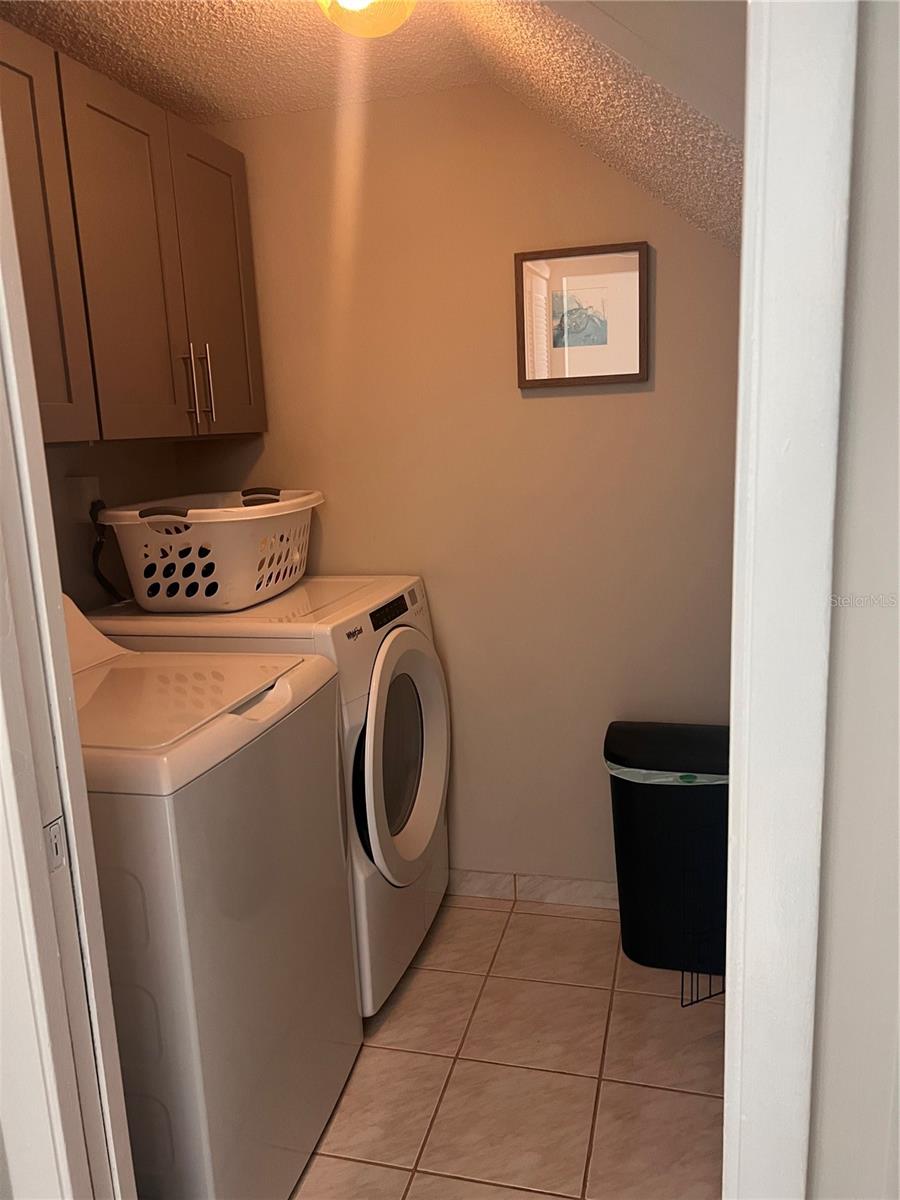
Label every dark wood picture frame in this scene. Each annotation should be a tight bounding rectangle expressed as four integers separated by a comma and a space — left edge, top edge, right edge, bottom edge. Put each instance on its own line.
514, 241, 650, 388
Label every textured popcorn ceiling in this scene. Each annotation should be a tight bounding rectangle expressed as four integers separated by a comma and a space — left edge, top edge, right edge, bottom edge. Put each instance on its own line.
457, 2, 742, 247
0, 0, 741, 246
0, 0, 486, 118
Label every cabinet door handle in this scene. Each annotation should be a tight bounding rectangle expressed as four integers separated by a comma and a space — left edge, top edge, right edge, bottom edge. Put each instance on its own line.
181, 344, 201, 425
202, 342, 217, 423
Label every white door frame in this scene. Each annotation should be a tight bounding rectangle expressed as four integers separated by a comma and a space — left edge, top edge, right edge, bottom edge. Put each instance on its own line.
0, 109, 136, 1196
724, 2, 858, 1197
0, 3, 858, 1195
0, 507, 93, 1200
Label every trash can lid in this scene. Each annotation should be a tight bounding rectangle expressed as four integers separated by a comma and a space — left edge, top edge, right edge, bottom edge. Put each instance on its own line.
604, 722, 729, 776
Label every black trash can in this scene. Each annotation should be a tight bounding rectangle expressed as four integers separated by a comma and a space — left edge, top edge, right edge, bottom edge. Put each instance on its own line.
605, 721, 729, 976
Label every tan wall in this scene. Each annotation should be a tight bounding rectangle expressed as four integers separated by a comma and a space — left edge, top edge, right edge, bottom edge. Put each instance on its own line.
45, 441, 182, 612
178, 82, 740, 880
808, 3, 899, 1195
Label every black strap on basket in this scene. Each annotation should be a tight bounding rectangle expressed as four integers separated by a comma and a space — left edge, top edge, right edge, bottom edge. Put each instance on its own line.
89, 499, 125, 603
137, 505, 190, 519
241, 487, 281, 506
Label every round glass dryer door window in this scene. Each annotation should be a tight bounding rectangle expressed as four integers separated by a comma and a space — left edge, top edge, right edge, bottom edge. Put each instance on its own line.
382, 673, 423, 835
363, 625, 450, 887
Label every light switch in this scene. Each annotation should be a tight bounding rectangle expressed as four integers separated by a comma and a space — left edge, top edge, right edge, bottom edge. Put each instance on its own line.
44, 817, 67, 873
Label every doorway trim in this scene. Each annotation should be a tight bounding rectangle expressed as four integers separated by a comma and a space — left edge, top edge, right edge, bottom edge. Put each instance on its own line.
0, 2, 861, 1196
723, 2, 858, 1197
0, 99, 136, 1196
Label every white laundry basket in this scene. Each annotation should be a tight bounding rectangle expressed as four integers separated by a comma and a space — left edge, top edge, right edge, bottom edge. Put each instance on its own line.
99, 489, 324, 612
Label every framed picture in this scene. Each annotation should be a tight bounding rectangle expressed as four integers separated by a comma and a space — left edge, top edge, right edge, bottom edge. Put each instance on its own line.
514, 241, 649, 387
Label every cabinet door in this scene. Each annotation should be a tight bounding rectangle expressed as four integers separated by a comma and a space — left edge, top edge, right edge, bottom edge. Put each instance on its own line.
1, 23, 98, 442
58, 56, 195, 440
169, 118, 266, 436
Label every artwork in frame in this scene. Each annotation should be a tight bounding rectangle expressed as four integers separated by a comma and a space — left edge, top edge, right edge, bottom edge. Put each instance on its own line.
514, 242, 649, 387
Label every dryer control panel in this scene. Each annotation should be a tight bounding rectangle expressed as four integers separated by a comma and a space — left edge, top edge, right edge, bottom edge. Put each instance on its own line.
322, 583, 430, 704
369, 594, 408, 631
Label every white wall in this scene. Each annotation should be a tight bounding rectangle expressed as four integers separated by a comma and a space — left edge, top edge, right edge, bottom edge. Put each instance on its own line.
808, 3, 899, 1195
179, 82, 740, 882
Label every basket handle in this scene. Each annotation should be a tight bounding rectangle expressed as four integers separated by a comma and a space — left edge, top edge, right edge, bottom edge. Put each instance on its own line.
241, 487, 282, 507
137, 505, 190, 519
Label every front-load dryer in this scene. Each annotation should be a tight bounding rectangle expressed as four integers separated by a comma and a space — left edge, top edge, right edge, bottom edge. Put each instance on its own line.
91, 576, 451, 1015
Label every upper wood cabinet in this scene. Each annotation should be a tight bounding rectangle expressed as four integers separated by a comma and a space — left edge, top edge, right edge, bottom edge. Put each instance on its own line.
0, 24, 99, 441
169, 119, 266, 435
58, 56, 196, 440
1, 29, 267, 444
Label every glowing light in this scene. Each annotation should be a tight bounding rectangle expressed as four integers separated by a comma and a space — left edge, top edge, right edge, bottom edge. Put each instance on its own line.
316, 0, 416, 39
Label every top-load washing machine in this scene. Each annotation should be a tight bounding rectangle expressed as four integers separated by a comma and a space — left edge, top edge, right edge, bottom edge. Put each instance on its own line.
91, 576, 450, 1016
64, 597, 361, 1198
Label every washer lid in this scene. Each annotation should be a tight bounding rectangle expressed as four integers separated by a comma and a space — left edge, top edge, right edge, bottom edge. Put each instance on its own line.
73, 652, 303, 751
64, 595, 337, 795
64, 594, 303, 750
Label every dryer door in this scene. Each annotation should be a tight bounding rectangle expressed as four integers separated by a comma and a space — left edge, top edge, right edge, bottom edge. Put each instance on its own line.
362, 626, 449, 887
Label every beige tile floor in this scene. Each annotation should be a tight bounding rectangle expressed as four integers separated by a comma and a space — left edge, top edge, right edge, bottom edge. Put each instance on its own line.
295, 897, 724, 1200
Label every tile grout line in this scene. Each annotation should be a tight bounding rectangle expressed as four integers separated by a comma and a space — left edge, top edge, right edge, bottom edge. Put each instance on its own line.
398, 903, 516, 1200
453, 1051, 605, 1082
338, 1039, 724, 1098
416, 965, 614, 991
415, 962, 707, 1002
413, 1164, 576, 1199
512, 908, 619, 925
414, 908, 623, 992
357, 1040, 612, 1083
579, 929, 622, 1200
600, 1076, 725, 1102
413, 965, 497, 979
314, 1149, 574, 1199
513, 914, 620, 925
314, 1149, 412, 1172
486, 969, 616, 993
503, 911, 619, 929
450, 895, 621, 924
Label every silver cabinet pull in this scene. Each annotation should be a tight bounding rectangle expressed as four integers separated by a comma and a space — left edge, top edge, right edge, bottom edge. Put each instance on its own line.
181, 344, 201, 425
202, 342, 217, 423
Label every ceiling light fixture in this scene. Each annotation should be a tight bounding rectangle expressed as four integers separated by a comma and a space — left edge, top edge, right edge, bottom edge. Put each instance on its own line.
315, 0, 416, 39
